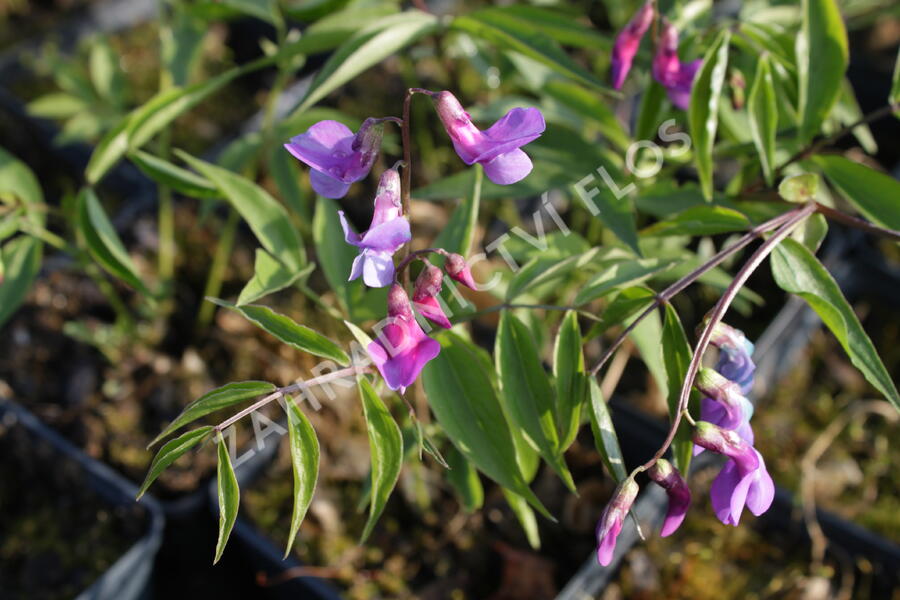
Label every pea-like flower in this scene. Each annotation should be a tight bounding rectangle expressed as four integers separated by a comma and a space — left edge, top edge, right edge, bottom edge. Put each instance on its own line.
431, 91, 545, 185
710, 322, 756, 395
445, 253, 477, 290
693, 421, 774, 526
610, 1, 655, 90
596, 478, 639, 566
339, 168, 411, 288
695, 367, 754, 432
652, 20, 702, 110
647, 459, 691, 537
284, 117, 385, 199
412, 264, 451, 329
368, 284, 441, 394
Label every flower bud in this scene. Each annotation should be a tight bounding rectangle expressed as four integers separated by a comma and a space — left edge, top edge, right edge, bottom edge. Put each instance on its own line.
445, 253, 477, 290
387, 284, 414, 321
413, 264, 451, 329
610, 1, 654, 90
596, 478, 639, 566
351, 117, 385, 165
694, 367, 753, 429
692, 421, 759, 474
371, 168, 403, 227
647, 459, 691, 537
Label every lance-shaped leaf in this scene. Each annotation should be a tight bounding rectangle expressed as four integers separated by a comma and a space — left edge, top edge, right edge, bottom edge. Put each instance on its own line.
0, 146, 45, 227
812, 155, 900, 230
641, 206, 751, 238
432, 163, 482, 258
209, 298, 349, 366
689, 30, 731, 200
771, 239, 899, 411
358, 377, 403, 542
138, 426, 213, 498
891, 47, 900, 112
507, 248, 600, 302
748, 55, 778, 185
76, 188, 151, 296
178, 152, 305, 270
496, 311, 575, 492
587, 378, 627, 482
214, 434, 240, 564
661, 304, 697, 475
575, 257, 676, 305
284, 399, 320, 557
553, 310, 587, 451
129, 150, 219, 199
445, 444, 484, 513
796, 0, 848, 142
149, 381, 275, 447
237, 251, 312, 307
503, 489, 541, 549
422, 331, 553, 519
0, 237, 41, 329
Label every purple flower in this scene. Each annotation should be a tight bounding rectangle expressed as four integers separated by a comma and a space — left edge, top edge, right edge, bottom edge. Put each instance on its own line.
693, 421, 774, 526
445, 253, 477, 290
596, 478, 639, 566
694, 368, 754, 431
368, 284, 441, 393
412, 264, 451, 329
710, 323, 756, 395
431, 91, 545, 185
610, 1, 654, 90
647, 459, 691, 537
284, 117, 384, 198
339, 168, 411, 288
652, 20, 702, 110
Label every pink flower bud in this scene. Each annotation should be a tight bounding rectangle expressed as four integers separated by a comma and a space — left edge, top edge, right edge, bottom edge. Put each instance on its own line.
692, 421, 758, 474
445, 253, 477, 290
647, 459, 691, 537
610, 1, 654, 90
596, 478, 639, 566
413, 265, 451, 329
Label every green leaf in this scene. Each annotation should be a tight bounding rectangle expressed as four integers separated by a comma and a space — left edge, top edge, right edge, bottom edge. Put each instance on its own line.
209, 298, 350, 365
284, 399, 320, 557
452, 9, 612, 94
747, 54, 778, 185
778, 173, 820, 204
149, 381, 275, 447
661, 304, 696, 475
129, 150, 218, 198
587, 378, 626, 481
422, 331, 553, 519
571, 177, 641, 256
237, 250, 311, 306
214, 434, 240, 564
0, 237, 42, 329
432, 163, 481, 257
313, 195, 359, 314
796, 0, 848, 142
484, 5, 611, 50
26, 93, 86, 119
636, 79, 667, 142
178, 152, 305, 270
688, 30, 731, 200
268, 144, 309, 221
812, 155, 900, 230
792, 212, 828, 253
891, 47, 900, 110
506, 248, 599, 302
295, 11, 439, 114
138, 426, 213, 499
89, 37, 124, 105
502, 489, 541, 549
641, 206, 751, 237
771, 239, 899, 410
574, 257, 675, 306
585, 286, 654, 341
445, 444, 484, 513
76, 188, 151, 295
221, 0, 276, 22
496, 311, 575, 492
358, 376, 403, 542
0, 146, 45, 227
553, 311, 587, 451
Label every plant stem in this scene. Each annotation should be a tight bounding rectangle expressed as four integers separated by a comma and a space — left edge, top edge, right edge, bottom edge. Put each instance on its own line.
214, 365, 369, 433
637, 202, 816, 471
588, 205, 806, 376
453, 303, 603, 324
399, 88, 415, 287
196, 207, 240, 330
815, 203, 900, 242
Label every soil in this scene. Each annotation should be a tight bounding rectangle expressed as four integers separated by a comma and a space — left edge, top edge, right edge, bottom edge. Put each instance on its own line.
0, 410, 146, 600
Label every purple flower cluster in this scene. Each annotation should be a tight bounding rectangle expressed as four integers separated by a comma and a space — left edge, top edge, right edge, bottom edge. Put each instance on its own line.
611, 2, 702, 110
284, 91, 540, 392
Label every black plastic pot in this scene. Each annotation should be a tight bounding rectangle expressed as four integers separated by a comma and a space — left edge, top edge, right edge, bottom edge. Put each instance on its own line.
0, 397, 164, 600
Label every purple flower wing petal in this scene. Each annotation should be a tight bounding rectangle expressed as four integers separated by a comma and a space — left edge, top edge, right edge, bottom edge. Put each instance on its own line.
348, 252, 365, 282
359, 218, 411, 252
473, 108, 546, 163
710, 460, 745, 526
596, 518, 622, 566
360, 250, 395, 288
338, 211, 362, 246
310, 169, 352, 199
745, 453, 775, 516
284, 120, 354, 172
482, 149, 533, 185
